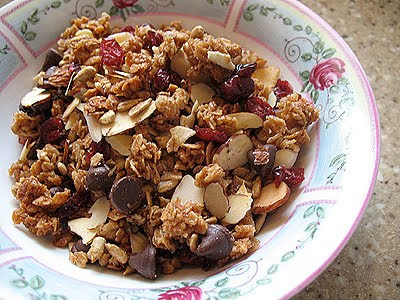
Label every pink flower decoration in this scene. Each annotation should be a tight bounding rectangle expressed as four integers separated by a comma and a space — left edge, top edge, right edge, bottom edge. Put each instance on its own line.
112, 0, 139, 9
309, 58, 345, 90
158, 286, 202, 300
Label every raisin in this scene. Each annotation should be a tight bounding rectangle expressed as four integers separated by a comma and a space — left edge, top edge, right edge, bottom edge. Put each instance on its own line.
153, 67, 181, 92
100, 38, 124, 68
244, 96, 275, 119
146, 31, 164, 49
120, 25, 135, 34
273, 166, 305, 187
84, 139, 112, 165
40, 117, 65, 144
274, 79, 294, 99
220, 63, 256, 103
56, 190, 90, 219
195, 126, 228, 143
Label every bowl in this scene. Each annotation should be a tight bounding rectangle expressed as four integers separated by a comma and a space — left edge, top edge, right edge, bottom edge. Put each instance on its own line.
0, 0, 379, 299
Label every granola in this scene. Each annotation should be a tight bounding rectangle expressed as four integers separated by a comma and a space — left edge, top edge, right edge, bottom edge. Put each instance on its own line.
8, 14, 318, 280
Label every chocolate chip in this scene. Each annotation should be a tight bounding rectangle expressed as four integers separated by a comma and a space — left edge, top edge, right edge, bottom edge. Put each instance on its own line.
128, 244, 157, 280
109, 176, 144, 214
196, 224, 234, 260
248, 144, 276, 180
42, 49, 62, 72
86, 165, 116, 192
49, 186, 64, 197
71, 239, 90, 253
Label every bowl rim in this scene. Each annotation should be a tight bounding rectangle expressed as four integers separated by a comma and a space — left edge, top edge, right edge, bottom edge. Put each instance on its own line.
0, 0, 380, 298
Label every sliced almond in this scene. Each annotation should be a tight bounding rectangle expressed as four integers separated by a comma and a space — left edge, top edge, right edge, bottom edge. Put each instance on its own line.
66, 111, 80, 130
180, 100, 199, 128
68, 197, 110, 244
76, 29, 94, 38
117, 98, 141, 112
108, 32, 133, 45
171, 48, 190, 78
105, 135, 132, 156
102, 101, 156, 136
213, 134, 253, 171
228, 112, 263, 130
207, 51, 235, 71
267, 92, 277, 107
74, 66, 97, 82
236, 181, 252, 197
98, 110, 116, 125
172, 174, 205, 205
19, 140, 35, 161
255, 213, 267, 234
167, 126, 196, 153
204, 183, 229, 219
222, 194, 253, 225
252, 182, 291, 214
190, 83, 215, 105
20, 87, 51, 108
128, 98, 152, 118
62, 98, 80, 120
78, 103, 103, 143
274, 149, 298, 168
252, 66, 280, 93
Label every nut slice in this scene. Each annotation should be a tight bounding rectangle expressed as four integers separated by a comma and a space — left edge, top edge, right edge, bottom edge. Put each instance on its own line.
207, 51, 235, 70
128, 98, 152, 118
255, 213, 267, 234
77, 103, 103, 143
274, 148, 298, 168
62, 98, 80, 120
190, 83, 215, 105
252, 182, 291, 214
171, 48, 190, 78
20, 87, 51, 108
105, 135, 132, 156
204, 183, 229, 219
222, 194, 253, 225
252, 66, 280, 94
227, 112, 263, 129
172, 174, 205, 205
166, 126, 196, 153
108, 32, 133, 45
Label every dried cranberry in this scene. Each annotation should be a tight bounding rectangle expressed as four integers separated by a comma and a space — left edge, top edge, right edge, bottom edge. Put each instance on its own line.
274, 79, 294, 99
84, 139, 111, 165
244, 96, 275, 119
233, 63, 257, 77
153, 67, 181, 92
100, 38, 124, 68
56, 190, 90, 219
40, 117, 65, 144
146, 30, 164, 49
120, 25, 135, 34
220, 63, 256, 103
273, 166, 305, 187
195, 126, 228, 144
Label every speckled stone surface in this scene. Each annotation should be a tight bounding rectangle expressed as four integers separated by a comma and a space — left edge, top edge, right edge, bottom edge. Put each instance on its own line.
0, 0, 398, 299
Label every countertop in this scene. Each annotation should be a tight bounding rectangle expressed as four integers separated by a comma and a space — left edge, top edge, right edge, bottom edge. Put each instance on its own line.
0, 0, 398, 299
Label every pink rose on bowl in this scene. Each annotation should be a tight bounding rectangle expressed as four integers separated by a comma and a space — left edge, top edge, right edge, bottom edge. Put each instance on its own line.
158, 286, 202, 300
309, 58, 345, 90
112, 0, 138, 9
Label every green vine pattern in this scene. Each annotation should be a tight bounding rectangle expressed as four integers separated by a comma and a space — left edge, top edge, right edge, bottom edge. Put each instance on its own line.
0, 44, 10, 55
9, 264, 67, 300
256, 204, 325, 286
206, 0, 230, 6
19, 0, 71, 42
326, 133, 350, 184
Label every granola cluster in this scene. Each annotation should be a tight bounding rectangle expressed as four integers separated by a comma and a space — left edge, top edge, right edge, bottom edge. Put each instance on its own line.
9, 14, 318, 280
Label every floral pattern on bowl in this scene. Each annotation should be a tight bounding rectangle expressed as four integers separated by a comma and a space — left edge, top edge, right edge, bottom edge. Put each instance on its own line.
0, 0, 379, 299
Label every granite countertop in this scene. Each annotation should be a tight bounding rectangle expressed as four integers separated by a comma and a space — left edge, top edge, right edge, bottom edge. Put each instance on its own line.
0, 0, 398, 299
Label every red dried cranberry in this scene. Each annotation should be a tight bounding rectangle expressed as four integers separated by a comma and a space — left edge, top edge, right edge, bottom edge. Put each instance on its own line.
153, 67, 181, 91
146, 30, 164, 49
244, 96, 275, 119
100, 38, 124, 68
120, 25, 135, 34
273, 166, 305, 187
195, 126, 228, 144
56, 190, 90, 219
233, 63, 257, 77
40, 117, 65, 144
85, 139, 111, 165
220, 75, 254, 103
274, 79, 294, 99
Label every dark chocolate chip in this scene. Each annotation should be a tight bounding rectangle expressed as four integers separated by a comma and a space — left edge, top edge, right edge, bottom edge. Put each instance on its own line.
248, 144, 276, 180
109, 176, 144, 214
86, 165, 116, 192
49, 186, 64, 197
196, 224, 234, 260
42, 49, 62, 72
71, 239, 90, 253
128, 244, 157, 280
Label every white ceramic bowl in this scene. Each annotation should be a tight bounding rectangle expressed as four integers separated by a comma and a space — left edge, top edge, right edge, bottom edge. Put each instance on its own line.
0, 0, 379, 299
